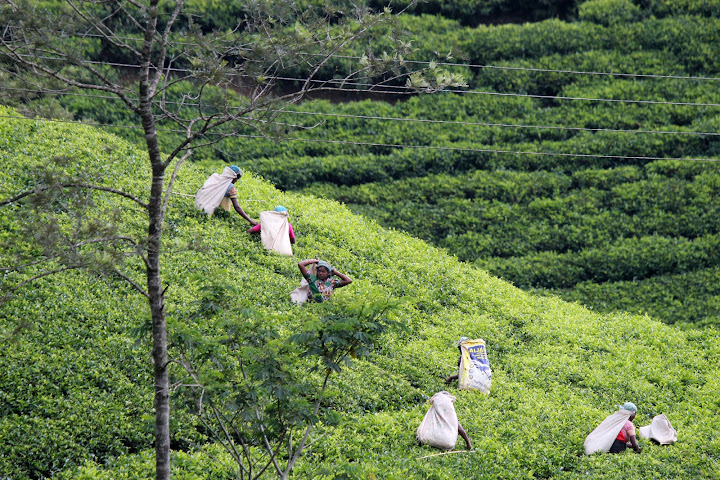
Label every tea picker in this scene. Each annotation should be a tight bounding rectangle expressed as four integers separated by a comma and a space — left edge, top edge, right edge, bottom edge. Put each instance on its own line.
416, 391, 473, 451
194, 165, 257, 226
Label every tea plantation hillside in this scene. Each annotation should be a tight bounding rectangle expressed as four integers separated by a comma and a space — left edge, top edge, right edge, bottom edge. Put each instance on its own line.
33, 0, 720, 328
1, 108, 719, 479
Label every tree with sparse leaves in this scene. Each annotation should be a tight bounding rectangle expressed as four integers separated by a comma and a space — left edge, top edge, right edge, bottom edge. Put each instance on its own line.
0, 1, 464, 478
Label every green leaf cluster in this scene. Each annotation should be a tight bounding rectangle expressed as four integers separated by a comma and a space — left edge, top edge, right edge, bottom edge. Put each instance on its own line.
1, 105, 720, 479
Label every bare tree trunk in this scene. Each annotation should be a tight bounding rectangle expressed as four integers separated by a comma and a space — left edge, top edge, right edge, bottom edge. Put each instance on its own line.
137, 2, 171, 475
147, 173, 170, 480
142, 109, 171, 479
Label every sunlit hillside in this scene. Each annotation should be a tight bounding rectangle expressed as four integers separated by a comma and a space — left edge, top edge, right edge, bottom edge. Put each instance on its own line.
1, 107, 719, 479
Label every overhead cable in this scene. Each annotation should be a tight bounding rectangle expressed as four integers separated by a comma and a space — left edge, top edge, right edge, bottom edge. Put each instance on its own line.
2, 112, 718, 163
6, 30, 720, 82
2, 85, 719, 137
10, 54, 720, 108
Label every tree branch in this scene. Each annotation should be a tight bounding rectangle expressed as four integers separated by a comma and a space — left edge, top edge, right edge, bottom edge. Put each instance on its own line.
1, 183, 148, 209
149, 0, 186, 97
110, 268, 150, 299
282, 370, 331, 478
1, 265, 80, 305
162, 147, 192, 216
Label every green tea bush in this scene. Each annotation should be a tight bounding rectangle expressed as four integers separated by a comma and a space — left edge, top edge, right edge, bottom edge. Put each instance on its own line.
648, 0, 720, 18
1, 106, 720, 480
546, 266, 720, 327
479, 233, 720, 288
578, 0, 642, 26
370, 0, 581, 26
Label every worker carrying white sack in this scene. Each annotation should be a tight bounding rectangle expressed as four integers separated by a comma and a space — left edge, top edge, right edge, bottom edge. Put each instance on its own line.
584, 402, 641, 455
639, 414, 677, 445
416, 391, 472, 451
194, 165, 257, 225
444, 337, 492, 394
292, 258, 352, 304
247, 206, 295, 256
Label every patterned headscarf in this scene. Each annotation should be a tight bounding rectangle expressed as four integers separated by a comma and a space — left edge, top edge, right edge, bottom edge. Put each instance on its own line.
316, 260, 333, 275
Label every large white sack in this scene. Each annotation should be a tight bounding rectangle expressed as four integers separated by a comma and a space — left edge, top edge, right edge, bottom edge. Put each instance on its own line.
458, 338, 492, 393
194, 167, 236, 215
584, 408, 633, 455
639, 414, 677, 445
416, 391, 459, 450
259, 210, 293, 256
290, 278, 310, 305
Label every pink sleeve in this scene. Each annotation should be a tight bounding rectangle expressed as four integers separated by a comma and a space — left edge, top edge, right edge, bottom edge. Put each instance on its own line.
622, 420, 635, 438
288, 223, 295, 240
249, 224, 261, 233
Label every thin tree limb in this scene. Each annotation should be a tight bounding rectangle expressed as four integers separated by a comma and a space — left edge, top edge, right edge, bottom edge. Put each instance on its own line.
110, 268, 150, 299
1, 266, 80, 305
0, 183, 148, 209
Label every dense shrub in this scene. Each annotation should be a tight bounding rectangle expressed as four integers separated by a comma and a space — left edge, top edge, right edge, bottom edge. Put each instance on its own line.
24, 0, 720, 331
2, 106, 720, 480
546, 266, 720, 327
578, 0, 642, 26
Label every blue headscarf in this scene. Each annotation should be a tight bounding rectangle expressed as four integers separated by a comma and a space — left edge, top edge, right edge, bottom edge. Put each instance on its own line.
274, 205, 288, 213
622, 402, 637, 413
229, 165, 243, 180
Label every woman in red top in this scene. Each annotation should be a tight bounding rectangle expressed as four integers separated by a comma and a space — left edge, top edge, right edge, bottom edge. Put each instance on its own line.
609, 402, 642, 454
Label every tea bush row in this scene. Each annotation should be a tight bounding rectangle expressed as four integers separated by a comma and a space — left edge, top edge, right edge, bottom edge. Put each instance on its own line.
479, 232, 720, 289
545, 266, 720, 327
2, 107, 720, 479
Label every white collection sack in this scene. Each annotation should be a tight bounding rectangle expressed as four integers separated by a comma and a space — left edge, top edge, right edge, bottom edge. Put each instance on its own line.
259, 210, 293, 256
639, 414, 677, 445
584, 408, 634, 455
416, 391, 459, 450
194, 167, 237, 215
290, 278, 310, 305
290, 264, 315, 305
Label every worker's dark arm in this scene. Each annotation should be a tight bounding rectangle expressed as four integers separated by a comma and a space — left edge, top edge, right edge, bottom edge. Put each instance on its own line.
333, 269, 352, 288
298, 258, 318, 277
458, 422, 472, 450
628, 434, 641, 453
231, 197, 257, 225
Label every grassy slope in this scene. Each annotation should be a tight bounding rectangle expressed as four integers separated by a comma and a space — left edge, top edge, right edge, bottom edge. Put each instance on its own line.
1, 107, 719, 479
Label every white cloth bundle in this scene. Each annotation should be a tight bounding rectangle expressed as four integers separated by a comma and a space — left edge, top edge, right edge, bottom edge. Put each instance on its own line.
416, 391, 459, 450
194, 167, 237, 215
290, 264, 315, 305
290, 278, 310, 305
259, 210, 292, 256
584, 408, 634, 455
639, 414, 677, 445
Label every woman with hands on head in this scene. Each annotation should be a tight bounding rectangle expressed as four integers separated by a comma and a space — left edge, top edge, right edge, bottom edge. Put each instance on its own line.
297, 258, 352, 303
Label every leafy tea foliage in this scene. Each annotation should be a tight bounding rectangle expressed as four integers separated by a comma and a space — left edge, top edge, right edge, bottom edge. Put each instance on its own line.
1, 107, 720, 479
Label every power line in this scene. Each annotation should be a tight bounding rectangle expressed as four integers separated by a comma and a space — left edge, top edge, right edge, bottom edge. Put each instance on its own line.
2, 112, 718, 163
10, 54, 720, 108
7, 29, 720, 82
278, 110, 720, 137
3, 85, 719, 137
